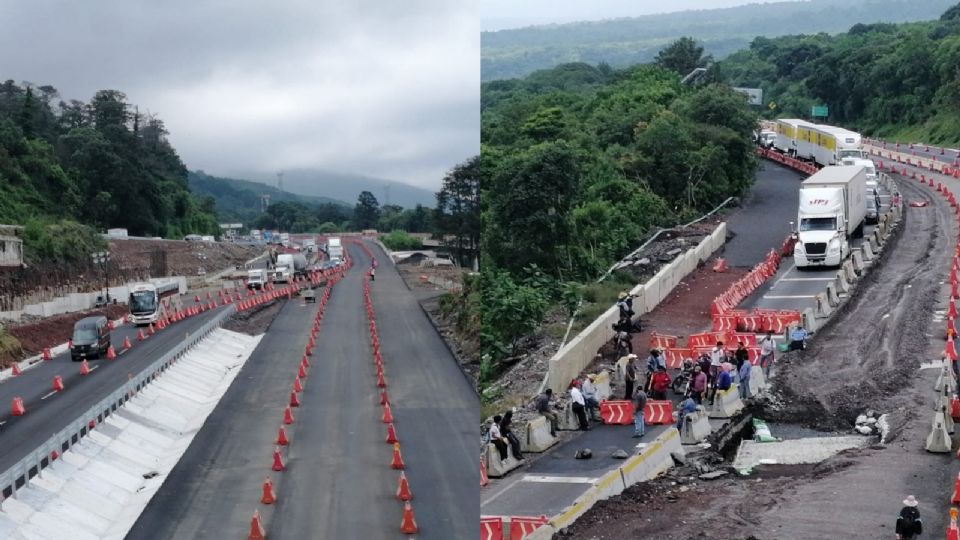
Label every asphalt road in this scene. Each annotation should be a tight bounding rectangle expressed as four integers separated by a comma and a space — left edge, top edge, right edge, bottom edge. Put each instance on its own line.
0, 300, 228, 476
127, 295, 316, 539
722, 160, 801, 267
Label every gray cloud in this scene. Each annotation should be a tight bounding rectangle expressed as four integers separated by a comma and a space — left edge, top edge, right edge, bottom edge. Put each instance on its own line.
0, 0, 478, 189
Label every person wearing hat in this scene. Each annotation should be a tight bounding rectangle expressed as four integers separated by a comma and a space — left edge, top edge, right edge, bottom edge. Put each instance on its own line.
616, 291, 635, 320
896, 495, 922, 540
624, 354, 639, 400
581, 374, 600, 421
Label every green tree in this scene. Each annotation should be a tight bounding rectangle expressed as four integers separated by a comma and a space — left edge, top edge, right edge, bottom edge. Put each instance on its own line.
353, 190, 381, 230
436, 156, 480, 267
655, 37, 712, 76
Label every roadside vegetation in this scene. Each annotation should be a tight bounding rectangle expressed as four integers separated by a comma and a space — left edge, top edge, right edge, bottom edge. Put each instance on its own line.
722, 3, 960, 144
480, 55, 758, 392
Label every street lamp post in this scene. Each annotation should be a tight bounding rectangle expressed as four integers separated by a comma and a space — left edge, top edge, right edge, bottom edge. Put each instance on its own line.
92, 251, 111, 303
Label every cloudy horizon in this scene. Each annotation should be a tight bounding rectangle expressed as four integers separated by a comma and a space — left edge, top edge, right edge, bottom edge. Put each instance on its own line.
0, 0, 478, 190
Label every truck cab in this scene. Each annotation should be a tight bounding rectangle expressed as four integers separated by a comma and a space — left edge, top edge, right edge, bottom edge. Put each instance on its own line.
793, 166, 867, 268
247, 269, 267, 290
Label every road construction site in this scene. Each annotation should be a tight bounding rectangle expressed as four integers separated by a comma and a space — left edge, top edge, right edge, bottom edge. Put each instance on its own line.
482, 152, 960, 540
0, 239, 475, 539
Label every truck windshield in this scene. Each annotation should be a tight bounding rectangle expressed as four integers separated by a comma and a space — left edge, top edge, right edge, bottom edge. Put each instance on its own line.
838, 149, 865, 159
800, 217, 837, 231
130, 291, 157, 314
73, 328, 97, 342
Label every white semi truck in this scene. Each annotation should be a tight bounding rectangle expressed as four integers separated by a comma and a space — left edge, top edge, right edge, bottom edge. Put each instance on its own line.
273, 252, 308, 282
327, 237, 343, 263
793, 165, 867, 268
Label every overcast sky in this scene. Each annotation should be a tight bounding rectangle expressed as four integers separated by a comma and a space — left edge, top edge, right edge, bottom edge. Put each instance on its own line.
482, 0, 779, 31
0, 0, 478, 190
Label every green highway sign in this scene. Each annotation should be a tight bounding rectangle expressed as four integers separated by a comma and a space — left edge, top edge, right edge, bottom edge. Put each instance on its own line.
811, 105, 829, 117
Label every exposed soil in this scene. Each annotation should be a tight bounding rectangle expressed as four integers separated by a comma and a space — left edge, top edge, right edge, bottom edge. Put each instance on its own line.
2, 304, 129, 367
560, 169, 958, 539
222, 297, 285, 335
109, 239, 262, 278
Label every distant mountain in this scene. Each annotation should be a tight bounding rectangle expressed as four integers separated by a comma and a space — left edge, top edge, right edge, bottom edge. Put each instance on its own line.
188, 170, 350, 226
230, 169, 437, 210
481, 0, 956, 81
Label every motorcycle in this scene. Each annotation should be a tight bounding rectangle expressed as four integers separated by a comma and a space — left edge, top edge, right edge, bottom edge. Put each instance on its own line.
671, 357, 696, 395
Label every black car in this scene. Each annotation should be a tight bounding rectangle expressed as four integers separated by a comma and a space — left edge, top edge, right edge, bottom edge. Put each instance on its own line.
71, 316, 111, 361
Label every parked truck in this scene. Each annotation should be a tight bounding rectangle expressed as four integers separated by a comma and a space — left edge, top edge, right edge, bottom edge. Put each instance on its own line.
793, 165, 867, 268
327, 237, 343, 263
273, 252, 308, 282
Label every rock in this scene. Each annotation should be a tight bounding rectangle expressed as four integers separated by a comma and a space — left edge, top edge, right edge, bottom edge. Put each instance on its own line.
866, 417, 877, 425
855, 414, 867, 425
698, 470, 729, 480
856, 425, 873, 435
671, 451, 687, 466
633, 257, 651, 267
612, 449, 629, 459
575, 448, 593, 459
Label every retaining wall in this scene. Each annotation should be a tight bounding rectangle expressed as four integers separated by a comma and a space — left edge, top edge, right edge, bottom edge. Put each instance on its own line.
545, 224, 727, 392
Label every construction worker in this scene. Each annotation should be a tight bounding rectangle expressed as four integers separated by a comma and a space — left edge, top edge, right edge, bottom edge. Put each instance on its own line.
895, 495, 922, 540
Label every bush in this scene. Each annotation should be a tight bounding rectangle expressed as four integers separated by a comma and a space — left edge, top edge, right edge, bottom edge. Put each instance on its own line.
380, 230, 423, 250
21, 219, 107, 264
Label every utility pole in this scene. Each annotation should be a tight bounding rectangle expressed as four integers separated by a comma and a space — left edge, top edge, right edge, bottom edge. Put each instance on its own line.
92, 251, 111, 302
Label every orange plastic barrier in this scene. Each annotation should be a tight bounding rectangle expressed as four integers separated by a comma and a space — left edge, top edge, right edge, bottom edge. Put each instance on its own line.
644, 400, 673, 425
599, 400, 635, 425
481, 516, 503, 540
510, 515, 549, 540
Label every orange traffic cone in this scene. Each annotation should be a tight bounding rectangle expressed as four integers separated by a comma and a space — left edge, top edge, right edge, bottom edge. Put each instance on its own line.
276, 425, 290, 446
386, 423, 398, 444
948, 337, 958, 361
52, 375, 64, 392
42, 347, 52, 361
148, 323, 155, 336
261, 477, 277, 504
298, 364, 308, 379
137, 329, 146, 341
123, 335, 132, 349
301, 354, 310, 368
399, 502, 418, 534
106, 345, 117, 360
249, 510, 266, 540
283, 406, 295, 425
305, 345, 313, 357
293, 377, 303, 393
396, 471, 413, 501
271, 447, 285, 471
952, 473, 960, 504
290, 391, 301, 407
11, 396, 25, 416
380, 389, 389, 405
949, 508, 960, 540
382, 402, 394, 423
11, 362, 21, 376
50, 449, 59, 461
376, 370, 386, 388
390, 442, 405, 469
80, 360, 90, 376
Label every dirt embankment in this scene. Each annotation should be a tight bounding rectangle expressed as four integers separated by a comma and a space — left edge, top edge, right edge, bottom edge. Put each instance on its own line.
0, 304, 129, 367
109, 239, 262, 277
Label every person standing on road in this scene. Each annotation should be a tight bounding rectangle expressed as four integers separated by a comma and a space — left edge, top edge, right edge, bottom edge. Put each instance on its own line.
569, 380, 589, 431
709, 341, 724, 401
689, 365, 707, 404
631, 386, 647, 438
535, 389, 559, 437
617, 291, 635, 319
759, 332, 776, 378
624, 354, 639, 400
735, 342, 749, 369
789, 325, 807, 351
697, 353, 712, 386
499, 411, 523, 461
370, 267, 376, 281
649, 365, 671, 400
738, 359, 752, 400
895, 495, 922, 540
645, 349, 666, 388
581, 375, 601, 421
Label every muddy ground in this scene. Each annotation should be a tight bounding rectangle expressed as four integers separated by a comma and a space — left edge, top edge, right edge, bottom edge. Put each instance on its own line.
222, 296, 285, 335
109, 239, 262, 278
0, 304, 130, 367
562, 174, 957, 539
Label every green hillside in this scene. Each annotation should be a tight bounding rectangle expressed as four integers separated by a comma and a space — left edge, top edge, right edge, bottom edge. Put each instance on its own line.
187, 170, 349, 226
721, 3, 960, 144
482, 0, 955, 81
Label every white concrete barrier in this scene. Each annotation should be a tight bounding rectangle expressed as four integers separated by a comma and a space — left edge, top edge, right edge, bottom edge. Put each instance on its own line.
750, 366, 769, 395
814, 292, 832, 318
926, 411, 952, 453
520, 416, 559, 453
841, 260, 857, 284
680, 408, 711, 444
862, 241, 874, 262
851, 250, 866, 274
825, 282, 840, 307
708, 385, 744, 419
835, 270, 850, 295
801, 307, 818, 333
484, 443, 522, 478
558, 402, 582, 431
935, 363, 957, 393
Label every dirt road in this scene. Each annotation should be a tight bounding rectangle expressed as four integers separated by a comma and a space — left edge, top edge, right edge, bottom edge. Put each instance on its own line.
560, 173, 958, 539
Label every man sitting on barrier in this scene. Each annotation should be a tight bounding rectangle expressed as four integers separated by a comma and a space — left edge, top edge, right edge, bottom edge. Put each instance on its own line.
789, 325, 808, 351
581, 374, 600, 421
711, 365, 733, 405
488, 415, 509, 461
675, 397, 699, 430
535, 388, 559, 437
499, 411, 523, 461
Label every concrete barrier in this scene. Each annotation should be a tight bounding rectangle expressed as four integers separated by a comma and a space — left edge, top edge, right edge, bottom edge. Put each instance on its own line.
814, 292, 832, 318
926, 411, 952, 453
801, 307, 818, 333
708, 385, 744, 419
526, 429, 683, 540
750, 366, 769, 395
521, 416, 559, 453
862, 241, 875, 262
546, 224, 727, 392
871, 229, 883, 250
841, 259, 857, 284
592, 371, 613, 400
851, 250, 866, 275
835, 270, 850, 295
484, 443, 522, 478
935, 363, 957, 393
825, 282, 840, 307
558, 402, 582, 431
680, 408, 711, 444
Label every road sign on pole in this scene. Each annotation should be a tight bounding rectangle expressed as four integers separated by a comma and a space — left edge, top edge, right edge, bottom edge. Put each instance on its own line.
811, 105, 829, 118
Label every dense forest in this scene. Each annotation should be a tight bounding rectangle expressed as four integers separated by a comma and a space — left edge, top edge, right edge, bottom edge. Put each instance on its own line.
481, 0, 953, 82
480, 59, 757, 383
721, 3, 960, 143
0, 80, 219, 261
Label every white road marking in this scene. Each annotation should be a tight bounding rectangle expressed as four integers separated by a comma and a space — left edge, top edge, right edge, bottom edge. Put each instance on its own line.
768, 262, 796, 291
521, 475, 599, 484
762, 295, 816, 299
41, 390, 57, 400
89, 365, 100, 373
778, 277, 835, 282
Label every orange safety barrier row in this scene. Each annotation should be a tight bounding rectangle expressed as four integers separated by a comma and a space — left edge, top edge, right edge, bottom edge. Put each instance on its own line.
649, 332, 678, 350
755, 147, 818, 176
710, 249, 780, 320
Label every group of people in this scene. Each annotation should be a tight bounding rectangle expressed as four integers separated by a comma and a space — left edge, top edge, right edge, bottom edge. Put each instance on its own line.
486, 410, 523, 462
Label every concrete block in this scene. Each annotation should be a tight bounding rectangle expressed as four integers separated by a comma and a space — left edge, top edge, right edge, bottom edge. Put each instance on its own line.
835, 270, 850, 295
801, 308, 818, 333
935, 363, 957, 393
520, 416, 559, 453
825, 282, 840, 307
591, 371, 613, 400
680, 408, 711, 444
926, 412, 952, 453
862, 241, 874, 262
750, 366, 769, 395
872, 228, 883, 249
558, 402, 581, 431
842, 260, 856, 283
851, 250, 866, 275
708, 385, 744, 419
814, 292, 832, 318
484, 443, 522, 478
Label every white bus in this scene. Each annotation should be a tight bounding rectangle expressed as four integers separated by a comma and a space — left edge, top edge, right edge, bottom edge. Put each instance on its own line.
128, 281, 181, 325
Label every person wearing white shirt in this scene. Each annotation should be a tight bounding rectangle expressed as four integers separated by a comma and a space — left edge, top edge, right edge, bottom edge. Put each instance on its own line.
581, 375, 600, 420
488, 416, 509, 460
758, 332, 776, 378
569, 381, 589, 431
709, 341, 725, 402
